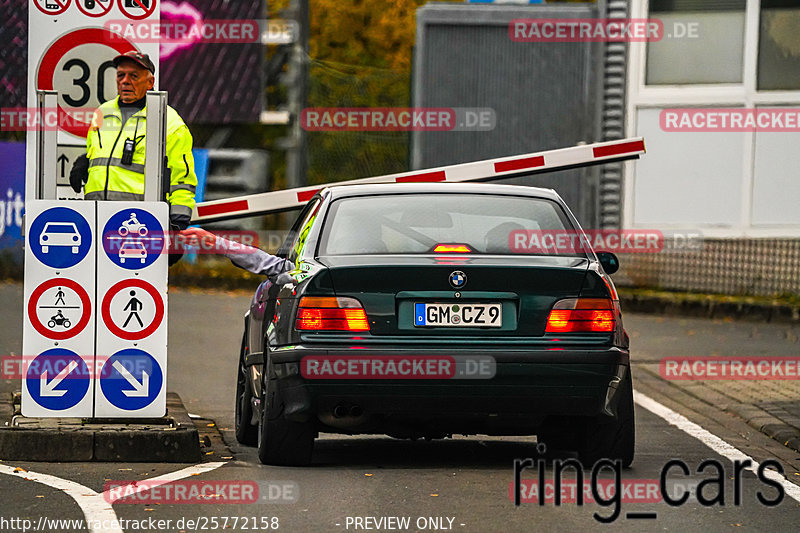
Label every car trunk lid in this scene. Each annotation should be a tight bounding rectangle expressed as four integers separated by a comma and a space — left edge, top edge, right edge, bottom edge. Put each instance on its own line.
318, 255, 588, 336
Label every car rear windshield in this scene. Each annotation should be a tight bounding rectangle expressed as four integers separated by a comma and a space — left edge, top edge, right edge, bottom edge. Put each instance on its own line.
318, 193, 582, 256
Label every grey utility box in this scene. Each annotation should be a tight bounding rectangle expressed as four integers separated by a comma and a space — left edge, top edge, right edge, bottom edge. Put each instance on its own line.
412, 1, 628, 228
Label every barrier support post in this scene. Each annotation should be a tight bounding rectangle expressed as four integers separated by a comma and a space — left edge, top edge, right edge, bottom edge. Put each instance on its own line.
35, 90, 58, 200
144, 91, 168, 203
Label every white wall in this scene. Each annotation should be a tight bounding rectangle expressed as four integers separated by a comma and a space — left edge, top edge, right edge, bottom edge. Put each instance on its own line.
625, 0, 800, 238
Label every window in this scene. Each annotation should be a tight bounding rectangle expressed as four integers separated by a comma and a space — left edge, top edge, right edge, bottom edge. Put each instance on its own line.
758, 0, 800, 90
319, 194, 575, 256
281, 198, 321, 264
646, 0, 746, 85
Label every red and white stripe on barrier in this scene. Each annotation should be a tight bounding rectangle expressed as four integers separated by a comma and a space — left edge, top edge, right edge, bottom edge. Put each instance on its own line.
191, 137, 645, 223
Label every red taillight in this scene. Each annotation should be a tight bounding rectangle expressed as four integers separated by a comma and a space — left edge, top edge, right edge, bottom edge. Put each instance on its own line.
545, 298, 615, 333
295, 297, 370, 332
433, 243, 472, 253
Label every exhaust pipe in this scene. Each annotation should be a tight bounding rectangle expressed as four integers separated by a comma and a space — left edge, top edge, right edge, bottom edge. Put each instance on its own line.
349, 405, 363, 417
333, 404, 348, 418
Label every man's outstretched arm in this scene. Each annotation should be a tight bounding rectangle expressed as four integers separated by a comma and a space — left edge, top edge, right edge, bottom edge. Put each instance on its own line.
179, 227, 295, 280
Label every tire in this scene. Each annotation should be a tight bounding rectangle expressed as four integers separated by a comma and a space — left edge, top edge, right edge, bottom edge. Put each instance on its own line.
139, 227, 148, 236
63, 320, 71, 328
578, 369, 635, 468
119, 227, 129, 236
257, 353, 315, 466
234, 333, 258, 446
47, 320, 56, 328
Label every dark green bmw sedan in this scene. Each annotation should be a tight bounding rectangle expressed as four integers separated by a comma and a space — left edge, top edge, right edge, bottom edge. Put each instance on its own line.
235, 183, 633, 467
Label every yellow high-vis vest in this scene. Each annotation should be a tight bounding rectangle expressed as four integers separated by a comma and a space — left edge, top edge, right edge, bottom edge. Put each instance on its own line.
85, 97, 197, 218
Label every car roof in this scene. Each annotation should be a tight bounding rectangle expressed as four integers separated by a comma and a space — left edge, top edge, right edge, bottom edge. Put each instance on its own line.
322, 182, 562, 202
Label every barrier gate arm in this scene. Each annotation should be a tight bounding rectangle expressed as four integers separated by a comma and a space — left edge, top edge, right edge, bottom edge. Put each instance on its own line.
191, 137, 645, 224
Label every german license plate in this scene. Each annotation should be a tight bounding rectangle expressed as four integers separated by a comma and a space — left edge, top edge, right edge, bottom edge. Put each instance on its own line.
414, 303, 502, 327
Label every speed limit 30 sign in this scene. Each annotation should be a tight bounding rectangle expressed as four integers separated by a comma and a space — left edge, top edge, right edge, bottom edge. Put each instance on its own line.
25, 0, 159, 199
36, 28, 136, 137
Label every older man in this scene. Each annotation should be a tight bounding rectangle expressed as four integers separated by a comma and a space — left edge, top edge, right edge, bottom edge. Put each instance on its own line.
70, 51, 197, 245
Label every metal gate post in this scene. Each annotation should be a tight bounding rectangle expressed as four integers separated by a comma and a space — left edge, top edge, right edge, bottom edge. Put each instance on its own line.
144, 91, 168, 202
35, 90, 58, 200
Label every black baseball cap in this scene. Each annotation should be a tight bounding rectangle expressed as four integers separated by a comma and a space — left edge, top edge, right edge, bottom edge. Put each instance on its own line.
113, 51, 155, 74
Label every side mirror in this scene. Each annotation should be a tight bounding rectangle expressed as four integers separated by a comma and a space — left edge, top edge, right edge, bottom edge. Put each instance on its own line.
596, 251, 619, 275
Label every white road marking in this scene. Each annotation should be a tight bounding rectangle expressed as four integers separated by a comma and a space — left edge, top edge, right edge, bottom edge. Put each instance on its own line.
634, 390, 800, 503
0, 463, 122, 533
0, 461, 227, 532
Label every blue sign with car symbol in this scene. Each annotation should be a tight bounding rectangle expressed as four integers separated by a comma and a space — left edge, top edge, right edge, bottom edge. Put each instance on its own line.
101, 209, 165, 270
29, 207, 92, 269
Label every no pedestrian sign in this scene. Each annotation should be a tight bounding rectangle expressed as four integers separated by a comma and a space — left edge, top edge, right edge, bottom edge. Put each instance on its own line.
101, 278, 164, 340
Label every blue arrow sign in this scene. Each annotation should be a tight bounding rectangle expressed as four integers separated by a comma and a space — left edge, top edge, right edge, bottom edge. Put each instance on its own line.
25, 349, 91, 411
101, 208, 165, 270
29, 207, 92, 269
99, 349, 163, 410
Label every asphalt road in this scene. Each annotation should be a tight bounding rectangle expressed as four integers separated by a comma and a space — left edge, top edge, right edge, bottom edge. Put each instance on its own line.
1, 282, 799, 533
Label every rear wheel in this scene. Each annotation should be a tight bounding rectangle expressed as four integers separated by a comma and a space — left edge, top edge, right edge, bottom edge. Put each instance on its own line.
234, 333, 258, 446
578, 370, 635, 467
257, 354, 314, 466
537, 370, 635, 468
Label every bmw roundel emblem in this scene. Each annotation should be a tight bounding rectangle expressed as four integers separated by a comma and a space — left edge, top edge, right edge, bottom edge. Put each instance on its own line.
449, 271, 467, 289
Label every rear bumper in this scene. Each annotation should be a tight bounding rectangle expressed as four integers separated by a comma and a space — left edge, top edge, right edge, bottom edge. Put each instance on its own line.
268, 344, 629, 434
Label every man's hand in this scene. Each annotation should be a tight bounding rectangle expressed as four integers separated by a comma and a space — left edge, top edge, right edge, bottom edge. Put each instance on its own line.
179, 227, 218, 251
274, 272, 298, 286
69, 154, 89, 193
